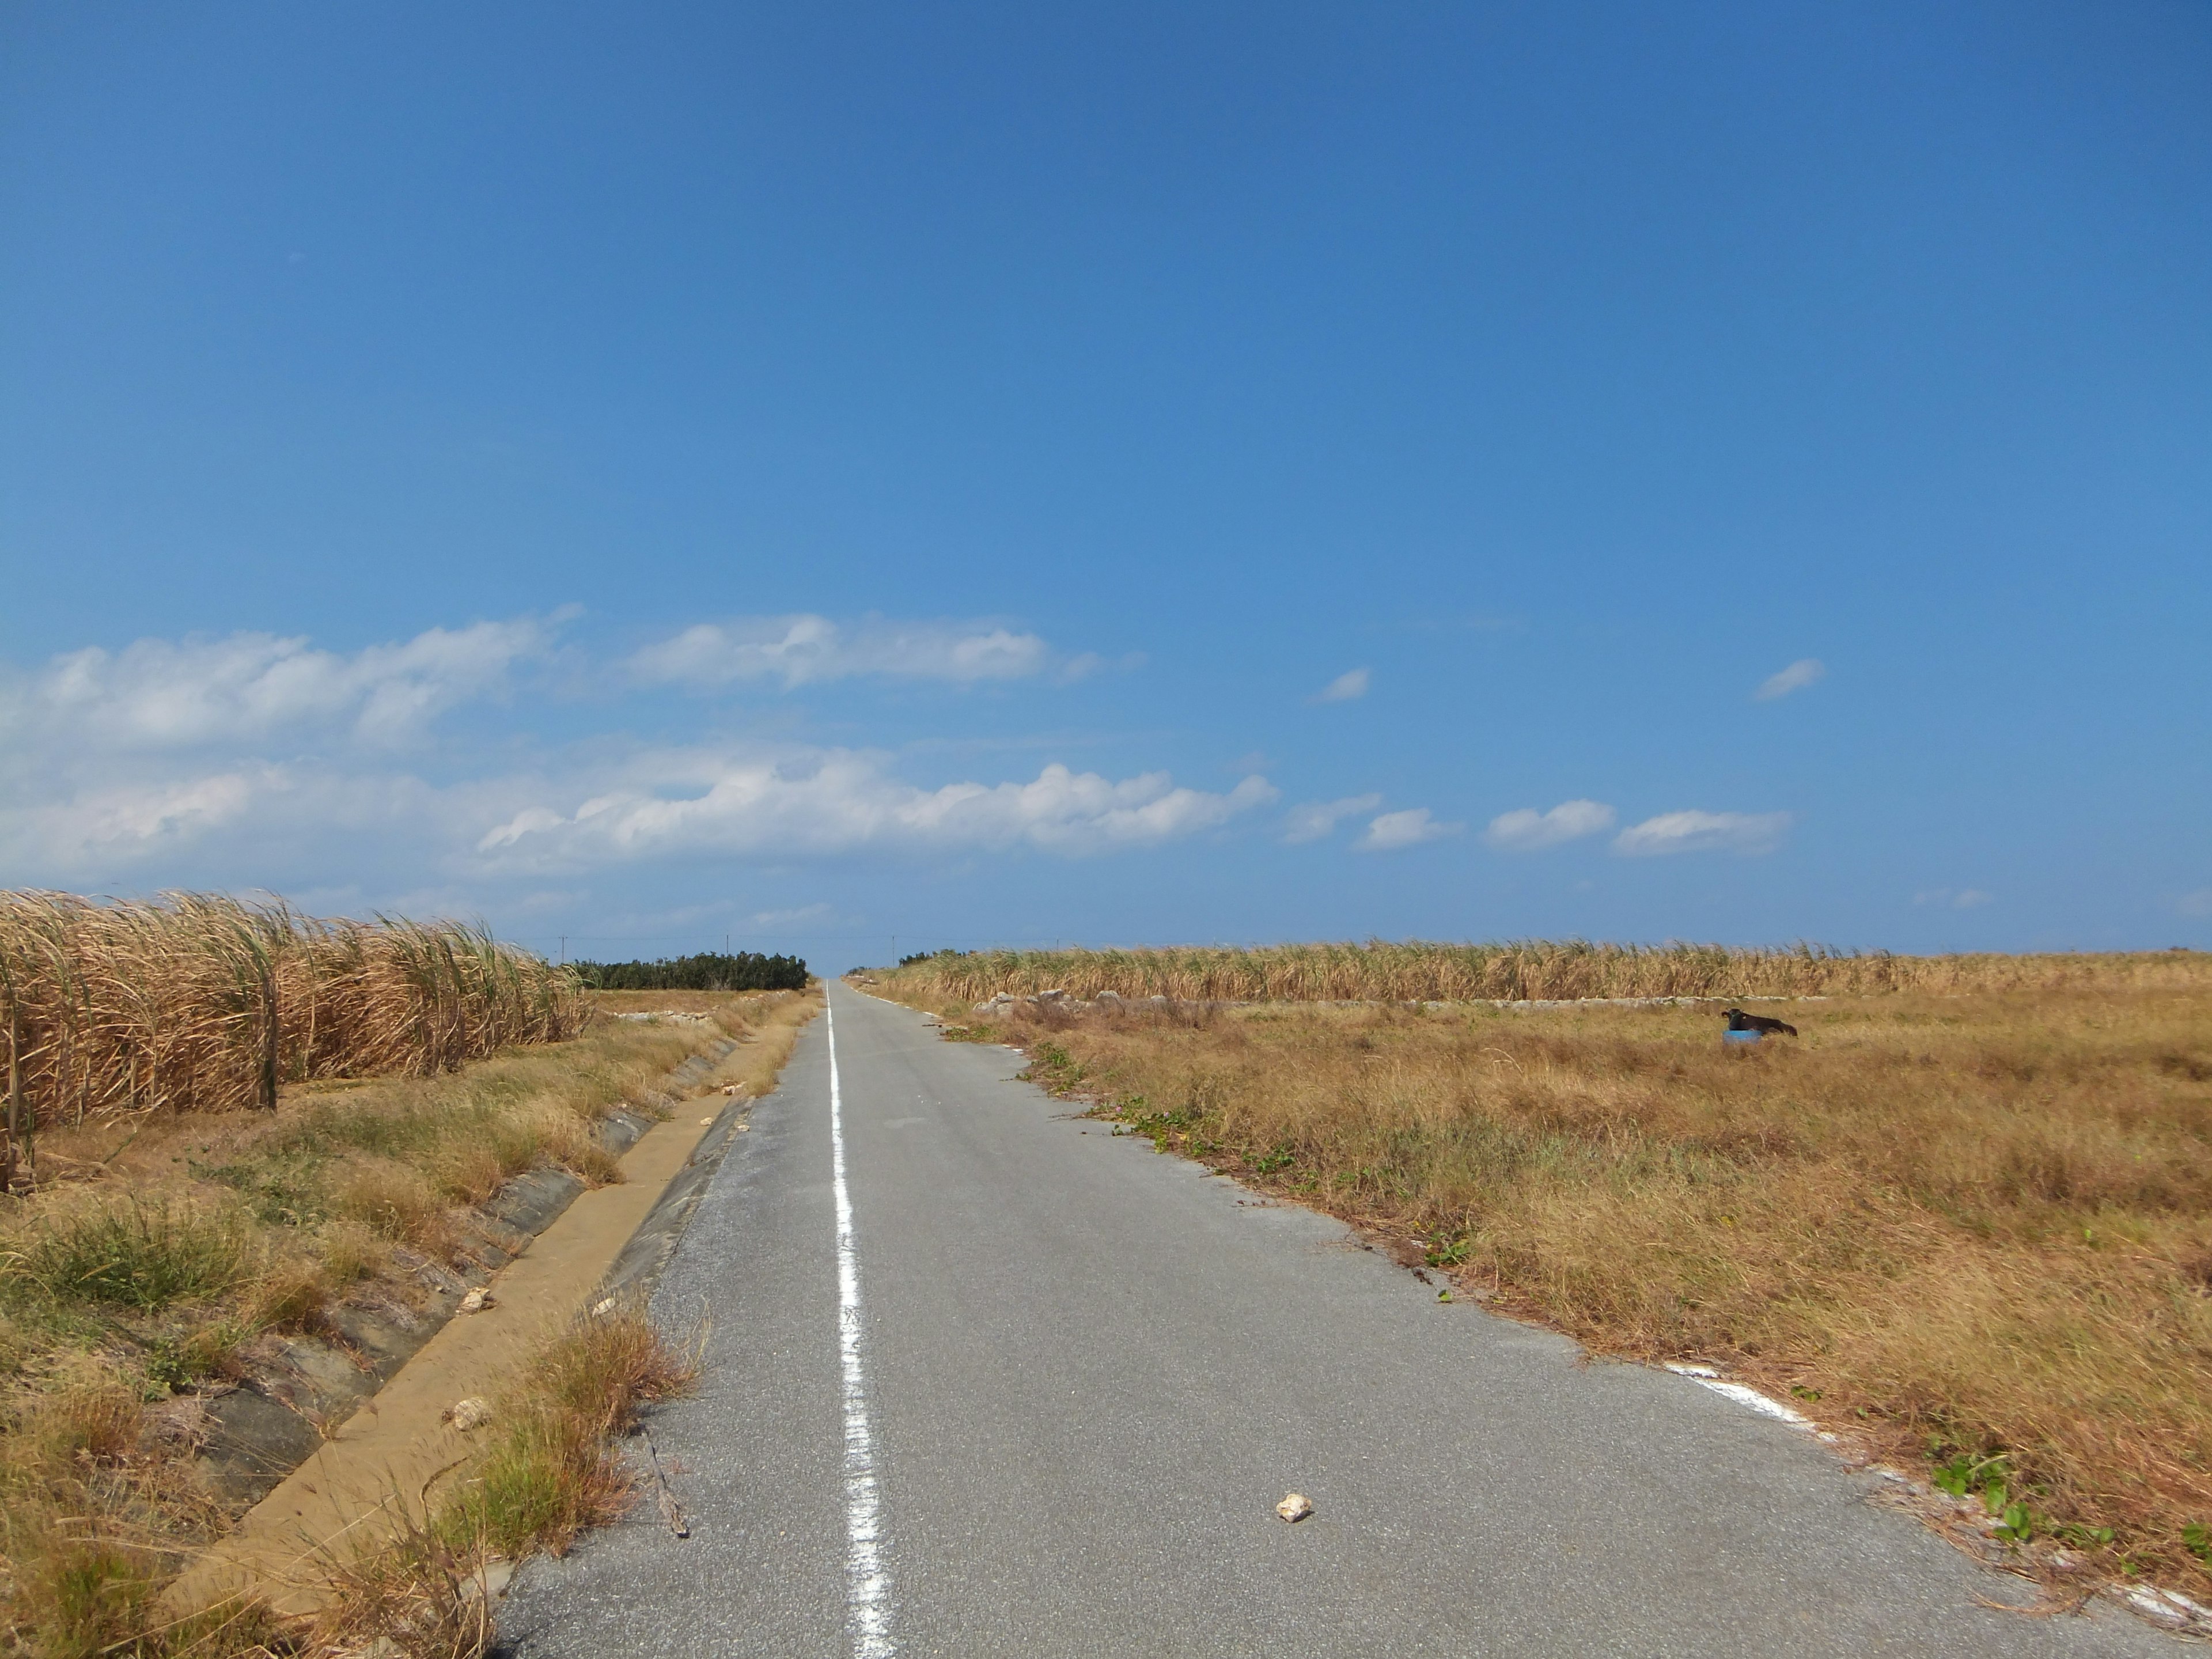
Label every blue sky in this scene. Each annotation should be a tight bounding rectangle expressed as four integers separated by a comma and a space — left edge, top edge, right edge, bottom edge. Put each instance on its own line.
3, 2, 2208, 972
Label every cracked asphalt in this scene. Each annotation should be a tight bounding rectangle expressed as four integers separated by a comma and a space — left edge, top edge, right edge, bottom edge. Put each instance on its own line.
495, 981, 2176, 1657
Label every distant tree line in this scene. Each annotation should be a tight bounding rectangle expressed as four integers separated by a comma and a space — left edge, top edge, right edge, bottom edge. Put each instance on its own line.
571, 950, 810, 991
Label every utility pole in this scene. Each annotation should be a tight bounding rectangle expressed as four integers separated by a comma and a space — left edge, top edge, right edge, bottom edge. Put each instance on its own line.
558, 935, 566, 965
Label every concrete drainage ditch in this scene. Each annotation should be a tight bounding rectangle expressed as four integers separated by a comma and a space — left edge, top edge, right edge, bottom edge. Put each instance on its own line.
192, 1040, 738, 1512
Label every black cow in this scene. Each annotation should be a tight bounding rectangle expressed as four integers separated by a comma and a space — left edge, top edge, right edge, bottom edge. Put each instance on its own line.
1724, 1007, 1798, 1037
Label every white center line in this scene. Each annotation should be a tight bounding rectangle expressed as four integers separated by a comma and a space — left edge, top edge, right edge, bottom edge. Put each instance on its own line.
828, 1003, 895, 1657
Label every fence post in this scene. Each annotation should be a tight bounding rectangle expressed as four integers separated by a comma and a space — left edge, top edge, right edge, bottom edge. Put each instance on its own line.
258, 960, 279, 1110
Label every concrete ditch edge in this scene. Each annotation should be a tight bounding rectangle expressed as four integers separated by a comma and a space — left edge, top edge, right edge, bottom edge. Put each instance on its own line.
194, 1037, 740, 1510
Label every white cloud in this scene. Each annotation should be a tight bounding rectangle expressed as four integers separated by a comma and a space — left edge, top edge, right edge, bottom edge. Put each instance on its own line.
628, 615, 1054, 690
1282, 793, 1384, 844
3, 741, 1282, 886
1356, 807, 1462, 852
1484, 799, 1617, 852
35, 771, 263, 854
6, 619, 551, 749
1915, 887, 1994, 910
1612, 810, 1792, 857
2176, 889, 2212, 919
0, 759, 445, 878
475, 751, 1279, 867
1754, 658, 1827, 702
0, 615, 1264, 893
1312, 668, 1370, 703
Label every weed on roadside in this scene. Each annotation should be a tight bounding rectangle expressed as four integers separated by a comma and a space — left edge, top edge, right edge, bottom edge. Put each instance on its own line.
1018, 1043, 1085, 1091
304, 1312, 701, 1659
442, 1308, 700, 1560
312, 1507, 494, 1659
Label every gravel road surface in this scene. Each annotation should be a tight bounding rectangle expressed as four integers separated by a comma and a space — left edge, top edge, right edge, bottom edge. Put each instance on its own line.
497, 981, 2175, 1657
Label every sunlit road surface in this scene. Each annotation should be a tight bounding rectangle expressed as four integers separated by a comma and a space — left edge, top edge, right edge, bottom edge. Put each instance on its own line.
498, 982, 2171, 1658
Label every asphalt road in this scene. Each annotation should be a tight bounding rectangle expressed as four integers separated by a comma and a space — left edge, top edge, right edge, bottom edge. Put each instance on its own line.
498, 982, 2175, 1657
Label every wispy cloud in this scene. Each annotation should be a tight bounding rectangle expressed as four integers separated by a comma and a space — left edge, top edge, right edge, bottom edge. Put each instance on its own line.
1484, 799, 1616, 852
2177, 889, 2212, 919
24, 771, 266, 856
0, 613, 1275, 891
1312, 668, 1370, 703
3, 618, 553, 749
1914, 887, 1994, 910
628, 615, 1056, 690
1612, 810, 1792, 857
1754, 658, 1827, 702
476, 752, 1279, 866
1282, 793, 1384, 844
0, 759, 445, 878
1356, 806, 1461, 851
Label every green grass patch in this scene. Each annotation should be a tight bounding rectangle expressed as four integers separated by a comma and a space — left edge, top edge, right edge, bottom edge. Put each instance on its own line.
6, 1199, 248, 1311
195, 1151, 332, 1228
143, 1320, 252, 1392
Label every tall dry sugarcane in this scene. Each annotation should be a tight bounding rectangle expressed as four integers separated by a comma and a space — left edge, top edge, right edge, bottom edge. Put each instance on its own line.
0, 890, 584, 1127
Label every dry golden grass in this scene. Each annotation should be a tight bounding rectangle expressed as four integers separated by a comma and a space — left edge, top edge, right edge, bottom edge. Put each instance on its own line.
931, 983, 2212, 1594
1, 893, 586, 1176
0, 986, 819, 1657
882, 939, 2212, 1004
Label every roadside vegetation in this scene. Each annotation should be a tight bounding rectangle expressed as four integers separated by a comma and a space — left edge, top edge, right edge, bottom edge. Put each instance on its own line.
0, 891, 817, 1656
311, 1308, 699, 1659
877, 949, 2212, 1601
881, 939, 2211, 1003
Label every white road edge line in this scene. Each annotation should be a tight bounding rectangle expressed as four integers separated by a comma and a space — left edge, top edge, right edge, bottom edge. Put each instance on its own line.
1663, 1362, 1813, 1429
828, 1004, 895, 1657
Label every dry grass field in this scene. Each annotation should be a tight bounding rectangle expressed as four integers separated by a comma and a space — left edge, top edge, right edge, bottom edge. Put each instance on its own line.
878, 949, 2212, 1598
0, 984, 817, 1657
882, 938, 2212, 1005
